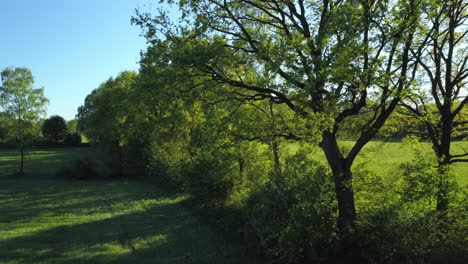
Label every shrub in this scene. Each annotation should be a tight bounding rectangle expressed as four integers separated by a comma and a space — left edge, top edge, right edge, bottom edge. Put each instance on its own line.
182, 152, 236, 208
355, 146, 468, 264
246, 150, 337, 263
64, 132, 82, 146
56, 158, 99, 180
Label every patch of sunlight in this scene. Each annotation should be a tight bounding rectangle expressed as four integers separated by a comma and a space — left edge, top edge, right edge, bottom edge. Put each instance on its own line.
60, 234, 169, 261
134, 234, 168, 249
0, 157, 19, 161
62, 243, 136, 258
0, 195, 186, 242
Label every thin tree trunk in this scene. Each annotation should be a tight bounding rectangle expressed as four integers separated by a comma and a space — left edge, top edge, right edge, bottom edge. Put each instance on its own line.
272, 141, 281, 173
19, 145, 24, 176
119, 145, 123, 178
238, 156, 244, 185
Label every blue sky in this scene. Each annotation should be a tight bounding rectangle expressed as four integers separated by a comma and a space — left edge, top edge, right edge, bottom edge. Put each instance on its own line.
0, 0, 160, 120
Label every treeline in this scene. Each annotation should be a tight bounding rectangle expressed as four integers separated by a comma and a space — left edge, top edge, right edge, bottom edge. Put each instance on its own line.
0, 112, 82, 146
77, 0, 468, 263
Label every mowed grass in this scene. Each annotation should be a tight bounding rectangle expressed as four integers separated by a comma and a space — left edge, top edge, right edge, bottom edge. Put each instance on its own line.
0, 147, 105, 177
0, 142, 466, 263
0, 178, 260, 264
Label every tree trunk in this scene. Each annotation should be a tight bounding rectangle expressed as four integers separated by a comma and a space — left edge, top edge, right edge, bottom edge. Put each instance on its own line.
238, 156, 244, 185
436, 115, 453, 212
435, 164, 449, 212
321, 131, 357, 237
119, 146, 123, 178
272, 140, 281, 173
19, 145, 24, 176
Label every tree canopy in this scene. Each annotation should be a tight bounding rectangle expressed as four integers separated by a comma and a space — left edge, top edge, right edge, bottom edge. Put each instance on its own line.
0, 67, 48, 174
42, 115, 68, 142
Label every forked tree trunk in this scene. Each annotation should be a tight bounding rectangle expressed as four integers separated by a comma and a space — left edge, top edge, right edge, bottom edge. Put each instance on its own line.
321, 132, 357, 238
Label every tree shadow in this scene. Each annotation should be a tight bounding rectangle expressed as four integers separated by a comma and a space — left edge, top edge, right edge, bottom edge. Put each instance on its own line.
0, 178, 265, 264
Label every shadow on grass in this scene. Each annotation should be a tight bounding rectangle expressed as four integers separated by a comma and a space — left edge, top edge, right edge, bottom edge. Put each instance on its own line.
0, 147, 105, 177
0, 178, 263, 264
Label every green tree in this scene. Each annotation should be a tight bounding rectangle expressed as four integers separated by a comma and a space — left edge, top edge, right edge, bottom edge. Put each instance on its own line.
0, 111, 14, 143
42, 115, 67, 142
77, 71, 138, 177
402, 0, 468, 211
66, 119, 79, 133
0, 67, 48, 175
134, 0, 423, 243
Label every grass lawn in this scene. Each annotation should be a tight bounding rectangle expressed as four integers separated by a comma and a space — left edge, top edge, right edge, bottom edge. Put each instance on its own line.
0, 142, 466, 263
0, 147, 106, 177
0, 178, 261, 264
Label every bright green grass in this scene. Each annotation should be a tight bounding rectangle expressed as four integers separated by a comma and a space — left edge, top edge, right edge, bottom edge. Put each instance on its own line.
0, 147, 105, 177
282, 140, 468, 186
0, 178, 260, 264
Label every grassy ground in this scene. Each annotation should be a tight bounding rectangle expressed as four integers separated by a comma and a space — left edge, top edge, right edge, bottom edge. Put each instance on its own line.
0, 142, 466, 263
0, 178, 261, 264
283, 140, 468, 186
0, 147, 106, 177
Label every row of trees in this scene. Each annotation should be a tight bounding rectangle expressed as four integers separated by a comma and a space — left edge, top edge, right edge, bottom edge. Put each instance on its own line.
133, 0, 467, 241
77, 0, 467, 262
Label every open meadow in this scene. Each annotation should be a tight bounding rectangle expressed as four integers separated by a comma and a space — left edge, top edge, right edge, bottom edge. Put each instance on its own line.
283, 140, 468, 186
0, 142, 466, 263
0, 147, 261, 264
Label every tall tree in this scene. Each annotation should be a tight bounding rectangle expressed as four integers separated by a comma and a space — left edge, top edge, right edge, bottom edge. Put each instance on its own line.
134, 0, 422, 244
0, 67, 48, 175
42, 115, 68, 142
77, 71, 138, 177
402, 0, 468, 211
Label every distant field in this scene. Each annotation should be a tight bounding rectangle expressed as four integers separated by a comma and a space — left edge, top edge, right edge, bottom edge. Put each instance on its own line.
1, 141, 467, 185
282, 140, 468, 186
0, 178, 259, 264
0, 147, 105, 177
0, 143, 466, 263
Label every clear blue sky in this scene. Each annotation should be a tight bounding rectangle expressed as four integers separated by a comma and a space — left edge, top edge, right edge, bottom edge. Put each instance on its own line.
0, 0, 159, 120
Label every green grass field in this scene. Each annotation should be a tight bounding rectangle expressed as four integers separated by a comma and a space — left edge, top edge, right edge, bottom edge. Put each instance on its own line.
283, 140, 468, 186
0, 147, 104, 177
0, 178, 261, 264
0, 142, 466, 263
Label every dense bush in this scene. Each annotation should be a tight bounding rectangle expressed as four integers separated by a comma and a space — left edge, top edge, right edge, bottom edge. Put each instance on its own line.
64, 132, 82, 146
355, 146, 468, 264
246, 150, 337, 263
56, 158, 99, 180
182, 152, 236, 208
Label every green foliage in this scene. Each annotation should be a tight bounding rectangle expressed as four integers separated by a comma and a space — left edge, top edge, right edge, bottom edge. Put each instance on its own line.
1, 67, 48, 174
354, 138, 467, 263
66, 119, 79, 133
0, 111, 13, 143
246, 149, 336, 263
64, 132, 82, 146
56, 158, 99, 180
0, 67, 48, 142
182, 152, 236, 208
42, 115, 68, 142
